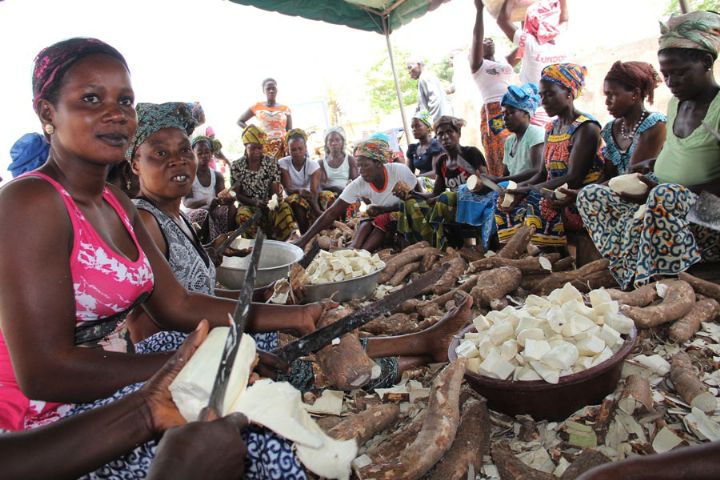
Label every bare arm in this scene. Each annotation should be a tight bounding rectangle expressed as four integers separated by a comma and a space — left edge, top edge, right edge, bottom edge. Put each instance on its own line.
285, 113, 293, 131
497, 0, 518, 42
470, 0, 485, 74
506, 47, 520, 67
559, 0, 569, 24
236, 108, 254, 129
629, 122, 666, 167
279, 167, 301, 195
309, 169, 323, 215
348, 156, 359, 180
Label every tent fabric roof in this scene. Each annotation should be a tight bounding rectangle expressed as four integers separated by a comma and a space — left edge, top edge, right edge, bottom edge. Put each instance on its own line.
229, 0, 450, 34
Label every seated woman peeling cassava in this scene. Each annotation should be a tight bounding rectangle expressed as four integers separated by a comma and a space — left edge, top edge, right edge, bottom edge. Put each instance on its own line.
0, 37, 328, 478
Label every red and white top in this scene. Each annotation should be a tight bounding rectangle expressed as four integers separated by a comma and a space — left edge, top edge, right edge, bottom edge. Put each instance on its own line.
0, 172, 154, 431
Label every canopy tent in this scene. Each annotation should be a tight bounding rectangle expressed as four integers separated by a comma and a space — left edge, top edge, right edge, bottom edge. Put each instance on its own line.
229, 0, 452, 140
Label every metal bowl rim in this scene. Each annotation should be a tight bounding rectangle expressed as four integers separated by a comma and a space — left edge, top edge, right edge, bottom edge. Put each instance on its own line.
218, 240, 304, 272
303, 264, 386, 288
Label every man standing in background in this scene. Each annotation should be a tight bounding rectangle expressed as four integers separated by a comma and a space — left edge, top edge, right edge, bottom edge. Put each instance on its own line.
407, 57, 454, 124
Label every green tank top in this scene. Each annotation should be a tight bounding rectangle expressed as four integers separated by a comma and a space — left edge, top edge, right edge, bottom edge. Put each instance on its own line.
654, 93, 720, 185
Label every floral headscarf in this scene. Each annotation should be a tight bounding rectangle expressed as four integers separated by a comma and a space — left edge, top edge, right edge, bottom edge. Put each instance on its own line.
285, 128, 308, 143
541, 63, 588, 98
354, 138, 391, 164
659, 11, 720, 58
242, 125, 267, 145
501, 83, 541, 115
413, 110, 433, 129
127, 102, 196, 159
32, 37, 128, 113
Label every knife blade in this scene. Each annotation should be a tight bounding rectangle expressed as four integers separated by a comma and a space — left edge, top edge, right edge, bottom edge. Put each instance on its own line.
272, 263, 449, 364
203, 229, 266, 419
299, 239, 321, 269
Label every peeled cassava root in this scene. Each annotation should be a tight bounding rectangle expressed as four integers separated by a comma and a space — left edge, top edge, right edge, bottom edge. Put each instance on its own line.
670, 351, 717, 413
608, 173, 649, 196
470, 266, 522, 310
427, 397, 490, 480
669, 297, 720, 343
622, 280, 696, 328
327, 403, 400, 446
316, 307, 377, 390
357, 359, 467, 480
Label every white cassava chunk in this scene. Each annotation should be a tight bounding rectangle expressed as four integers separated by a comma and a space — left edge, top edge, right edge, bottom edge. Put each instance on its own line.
488, 321, 514, 345
539, 256, 553, 271
170, 327, 257, 421
530, 360, 560, 384
516, 315, 541, 334
589, 288, 612, 307
554, 183, 569, 200
473, 314, 491, 331
467, 357, 483, 373
514, 365, 543, 381
233, 380, 356, 479
576, 336, 606, 356
598, 324, 623, 349
548, 283, 583, 305
477, 336, 495, 359
478, 349, 515, 380
524, 339, 552, 361
501, 180, 518, 208
592, 347, 614, 367
608, 173, 648, 196
517, 328, 546, 347
306, 249, 385, 285
541, 341, 579, 370
546, 306, 567, 334
501, 339, 519, 360
604, 313, 634, 335
456, 339, 480, 358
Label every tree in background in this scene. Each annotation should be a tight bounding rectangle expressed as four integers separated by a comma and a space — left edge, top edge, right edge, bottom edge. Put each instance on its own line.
365, 48, 418, 117
665, 0, 720, 14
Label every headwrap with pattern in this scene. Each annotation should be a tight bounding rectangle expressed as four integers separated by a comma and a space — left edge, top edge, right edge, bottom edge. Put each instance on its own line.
285, 128, 308, 143
354, 138, 391, 164
501, 82, 541, 115
541, 63, 588, 98
241, 125, 267, 145
126, 102, 196, 159
659, 11, 720, 58
433, 115, 466, 132
413, 110, 433, 129
191, 135, 213, 149
32, 38, 128, 113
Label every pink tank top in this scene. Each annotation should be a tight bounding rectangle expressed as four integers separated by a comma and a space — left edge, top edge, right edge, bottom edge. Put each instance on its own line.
0, 172, 154, 431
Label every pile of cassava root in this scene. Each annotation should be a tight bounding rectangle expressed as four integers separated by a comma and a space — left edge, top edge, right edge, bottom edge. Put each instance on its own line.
283, 226, 720, 479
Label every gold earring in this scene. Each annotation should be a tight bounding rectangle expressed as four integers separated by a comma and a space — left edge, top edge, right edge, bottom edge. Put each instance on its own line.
44, 124, 55, 135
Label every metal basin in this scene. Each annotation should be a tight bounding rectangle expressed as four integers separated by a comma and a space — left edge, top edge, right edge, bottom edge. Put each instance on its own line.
448, 324, 637, 421
302, 267, 384, 303
216, 239, 304, 289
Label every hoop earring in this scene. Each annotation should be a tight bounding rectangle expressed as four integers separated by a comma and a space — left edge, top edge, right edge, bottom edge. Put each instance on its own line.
44, 124, 55, 135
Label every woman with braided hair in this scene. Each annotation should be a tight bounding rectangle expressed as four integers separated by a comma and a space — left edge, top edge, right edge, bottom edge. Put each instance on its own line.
601, 61, 667, 177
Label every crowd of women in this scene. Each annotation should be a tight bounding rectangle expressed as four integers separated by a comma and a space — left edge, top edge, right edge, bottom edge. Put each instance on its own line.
0, 0, 719, 477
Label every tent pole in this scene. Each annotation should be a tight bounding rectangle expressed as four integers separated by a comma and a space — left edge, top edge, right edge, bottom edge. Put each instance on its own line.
383, 16, 411, 156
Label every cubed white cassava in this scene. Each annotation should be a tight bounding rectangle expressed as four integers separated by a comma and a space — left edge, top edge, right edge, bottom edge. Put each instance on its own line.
305, 249, 384, 285
460, 285, 631, 384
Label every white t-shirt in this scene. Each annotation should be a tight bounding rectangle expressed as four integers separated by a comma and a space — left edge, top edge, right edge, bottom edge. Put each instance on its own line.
472, 59, 515, 105
278, 156, 320, 191
339, 163, 418, 208
514, 29, 568, 85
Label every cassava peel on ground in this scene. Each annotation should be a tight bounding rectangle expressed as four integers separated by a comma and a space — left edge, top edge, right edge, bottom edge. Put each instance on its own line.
327, 403, 400, 446
315, 307, 376, 390
622, 280, 696, 328
669, 297, 720, 343
427, 397, 490, 480
358, 359, 467, 480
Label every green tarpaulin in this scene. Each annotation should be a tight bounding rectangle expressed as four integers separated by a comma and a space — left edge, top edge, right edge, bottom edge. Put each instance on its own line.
228, 0, 450, 34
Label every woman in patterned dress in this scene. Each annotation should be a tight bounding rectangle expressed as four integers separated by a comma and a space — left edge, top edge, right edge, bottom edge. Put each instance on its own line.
496, 63, 604, 248
237, 78, 292, 159
230, 125, 298, 240
577, 12, 720, 289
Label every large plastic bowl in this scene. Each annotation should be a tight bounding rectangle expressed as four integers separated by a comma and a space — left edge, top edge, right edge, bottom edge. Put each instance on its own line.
448, 324, 637, 421
216, 239, 304, 289
302, 267, 384, 303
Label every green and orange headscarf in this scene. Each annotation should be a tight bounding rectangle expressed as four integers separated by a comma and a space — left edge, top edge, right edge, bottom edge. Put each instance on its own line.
354, 138, 391, 164
659, 11, 720, 58
541, 63, 588, 98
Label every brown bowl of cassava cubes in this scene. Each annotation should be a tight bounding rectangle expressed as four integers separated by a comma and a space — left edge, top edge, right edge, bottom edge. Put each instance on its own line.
448, 283, 637, 421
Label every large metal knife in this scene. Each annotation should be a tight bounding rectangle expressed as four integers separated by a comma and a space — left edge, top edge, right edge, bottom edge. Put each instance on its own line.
202, 229, 266, 419
272, 263, 449, 365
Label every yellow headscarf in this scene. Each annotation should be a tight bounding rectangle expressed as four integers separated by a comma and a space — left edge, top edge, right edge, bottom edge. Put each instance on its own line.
242, 125, 266, 145
285, 128, 308, 143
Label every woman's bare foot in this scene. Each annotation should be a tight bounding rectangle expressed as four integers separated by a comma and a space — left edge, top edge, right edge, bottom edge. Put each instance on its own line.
422, 291, 473, 362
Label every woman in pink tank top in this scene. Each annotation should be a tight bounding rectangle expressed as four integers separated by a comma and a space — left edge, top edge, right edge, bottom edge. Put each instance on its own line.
0, 38, 320, 434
